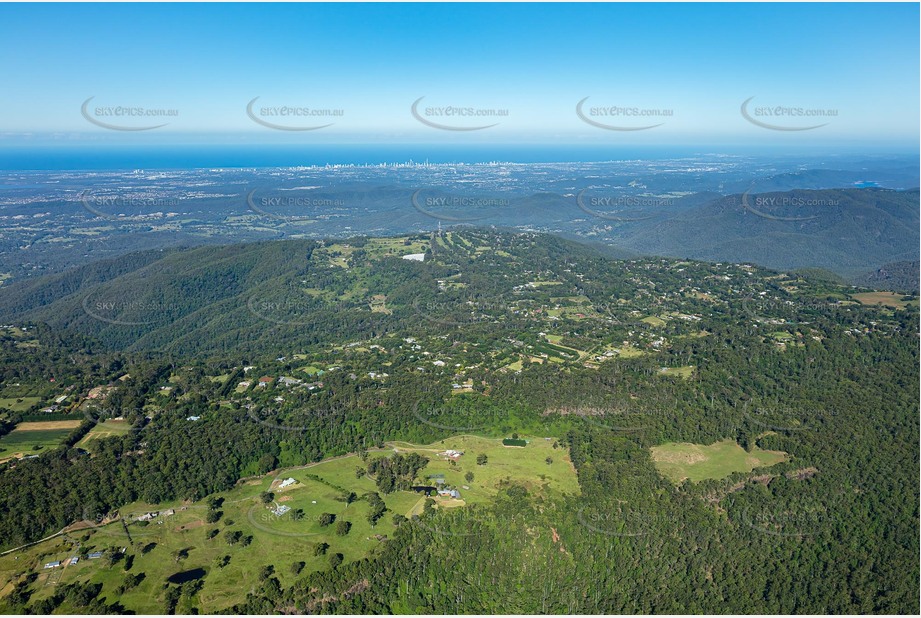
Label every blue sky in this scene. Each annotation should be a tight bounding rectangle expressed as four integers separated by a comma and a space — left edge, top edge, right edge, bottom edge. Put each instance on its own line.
0, 2, 918, 149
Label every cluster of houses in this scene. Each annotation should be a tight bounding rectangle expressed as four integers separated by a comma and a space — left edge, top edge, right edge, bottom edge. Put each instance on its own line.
43, 549, 113, 569
411, 484, 461, 499
251, 376, 323, 390
85, 386, 106, 400
136, 508, 174, 522
413, 473, 463, 499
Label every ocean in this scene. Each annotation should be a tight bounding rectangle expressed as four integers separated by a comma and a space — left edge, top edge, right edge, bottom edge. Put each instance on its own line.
0, 143, 802, 171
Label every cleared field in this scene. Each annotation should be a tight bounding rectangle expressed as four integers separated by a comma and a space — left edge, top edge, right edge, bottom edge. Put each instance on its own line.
77, 420, 132, 450
650, 439, 787, 483
527, 280, 563, 287
0, 434, 578, 613
769, 331, 795, 340
366, 237, 427, 253
369, 294, 391, 314
0, 396, 41, 413
323, 237, 429, 267
609, 343, 646, 359
852, 291, 917, 309
387, 434, 578, 505
0, 423, 77, 459
2, 476, 407, 612
10, 420, 81, 431
658, 366, 694, 379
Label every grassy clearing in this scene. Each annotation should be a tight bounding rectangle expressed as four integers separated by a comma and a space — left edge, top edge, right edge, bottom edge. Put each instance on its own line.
364, 237, 428, 258
77, 420, 133, 451
658, 366, 694, 379
0, 423, 77, 459
545, 304, 595, 320
0, 397, 42, 413
650, 439, 787, 484
4, 477, 404, 612
769, 331, 795, 340
536, 336, 585, 360
10, 420, 81, 431
641, 316, 667, 327
369, 294, 390, 314
0, 435, 578, 613
526, 280, 563, 287
388, 434, 577, 506
852, 291, 918, 309
611, 343, 646, 358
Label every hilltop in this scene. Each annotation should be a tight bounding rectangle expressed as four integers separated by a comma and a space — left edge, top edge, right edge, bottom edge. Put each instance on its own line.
0, 229, 917, 614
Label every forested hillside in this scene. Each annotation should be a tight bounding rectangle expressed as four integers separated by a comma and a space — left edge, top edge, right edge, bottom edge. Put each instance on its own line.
617, 188, 919, 279
0, 230, 917, 614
